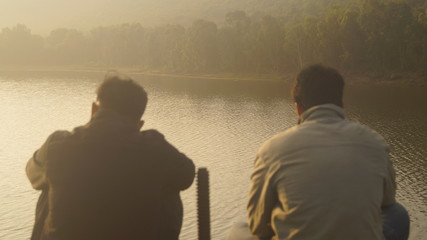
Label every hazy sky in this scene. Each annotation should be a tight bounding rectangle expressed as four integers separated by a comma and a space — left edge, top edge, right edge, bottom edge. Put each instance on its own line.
0, 0, 190, 35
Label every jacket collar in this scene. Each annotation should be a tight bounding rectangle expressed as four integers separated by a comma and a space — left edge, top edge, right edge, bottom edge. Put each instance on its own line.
89, 109, 139, 132
299, 104, 345, 124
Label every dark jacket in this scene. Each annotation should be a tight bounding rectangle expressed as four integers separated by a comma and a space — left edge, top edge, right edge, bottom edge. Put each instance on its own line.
26, 110, 195, 240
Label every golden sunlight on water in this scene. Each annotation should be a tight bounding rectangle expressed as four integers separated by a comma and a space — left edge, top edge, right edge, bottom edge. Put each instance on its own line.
0, 72, 426, 239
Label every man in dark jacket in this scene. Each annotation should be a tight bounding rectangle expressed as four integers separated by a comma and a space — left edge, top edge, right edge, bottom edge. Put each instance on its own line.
26, 73, 195, 240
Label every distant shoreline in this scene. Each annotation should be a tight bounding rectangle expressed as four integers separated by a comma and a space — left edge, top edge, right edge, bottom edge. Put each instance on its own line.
0, 66, 426, 86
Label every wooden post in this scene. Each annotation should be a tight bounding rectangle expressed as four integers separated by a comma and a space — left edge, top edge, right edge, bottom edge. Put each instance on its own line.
197, 168, 211, 240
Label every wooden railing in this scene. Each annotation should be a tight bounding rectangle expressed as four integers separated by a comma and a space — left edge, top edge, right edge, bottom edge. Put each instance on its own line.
197, 168, 211, 240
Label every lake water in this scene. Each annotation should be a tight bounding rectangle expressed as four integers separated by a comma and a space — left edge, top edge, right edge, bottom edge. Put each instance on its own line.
0, 71, 426, 240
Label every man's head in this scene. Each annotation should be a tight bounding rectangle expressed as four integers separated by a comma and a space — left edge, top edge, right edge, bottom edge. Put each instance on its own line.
93, 73, 148, 127
292, 64, 345, 115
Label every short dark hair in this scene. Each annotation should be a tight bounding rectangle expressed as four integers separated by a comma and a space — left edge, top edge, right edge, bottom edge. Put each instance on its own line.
292, 64, 344, 112
96, 73, 148, 120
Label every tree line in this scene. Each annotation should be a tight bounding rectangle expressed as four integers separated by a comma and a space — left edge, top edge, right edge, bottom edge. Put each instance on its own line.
0, 0, 426, 75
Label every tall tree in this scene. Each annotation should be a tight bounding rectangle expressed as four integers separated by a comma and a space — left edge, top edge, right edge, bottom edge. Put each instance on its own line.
186, 20, 219, 72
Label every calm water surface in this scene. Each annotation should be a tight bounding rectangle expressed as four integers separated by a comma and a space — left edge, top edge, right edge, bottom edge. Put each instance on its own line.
0, 71, 426, 240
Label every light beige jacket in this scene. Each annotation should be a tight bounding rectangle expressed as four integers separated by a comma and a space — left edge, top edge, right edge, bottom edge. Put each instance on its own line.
248, 104, 395, 240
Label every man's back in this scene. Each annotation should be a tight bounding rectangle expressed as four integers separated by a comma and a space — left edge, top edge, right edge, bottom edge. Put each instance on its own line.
248, 104, 395, 240
28, 110, 195, 240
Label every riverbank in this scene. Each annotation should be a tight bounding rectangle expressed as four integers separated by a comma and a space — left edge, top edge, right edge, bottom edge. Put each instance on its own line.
346, 73, 427, 86
0, 66, 426, 85
0, 66, 286, 82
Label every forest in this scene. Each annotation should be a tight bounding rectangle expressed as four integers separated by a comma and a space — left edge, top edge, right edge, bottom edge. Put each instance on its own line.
0, 0, 426, 77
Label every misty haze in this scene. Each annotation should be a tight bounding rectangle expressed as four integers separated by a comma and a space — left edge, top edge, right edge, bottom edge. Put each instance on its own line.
0, 0, 426, 239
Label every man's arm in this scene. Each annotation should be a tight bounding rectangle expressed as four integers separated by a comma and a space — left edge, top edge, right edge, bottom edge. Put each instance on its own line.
382, 157, 397, 207
26, 131, 70, 190
26, 150, 47, 190
163, 144, 195, 191
144, 130, 195, 191
247, 152, 276, 238
369, 130, 396, 207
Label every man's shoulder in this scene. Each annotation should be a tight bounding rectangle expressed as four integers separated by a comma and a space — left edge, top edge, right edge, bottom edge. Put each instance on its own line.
138, 129, 167, 145
139, 129, 165, 139
137, 129, 180, 153
270, 125, 301, 142
258, 125, 301, 155
343, 120, 390, 150
45, 130, 72, 146
258, 120, 389, 156
34, 130, 72, 165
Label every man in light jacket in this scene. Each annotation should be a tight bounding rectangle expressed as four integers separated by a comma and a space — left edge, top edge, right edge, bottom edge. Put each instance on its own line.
26, 73, 195, 240
230, 64, 410, 240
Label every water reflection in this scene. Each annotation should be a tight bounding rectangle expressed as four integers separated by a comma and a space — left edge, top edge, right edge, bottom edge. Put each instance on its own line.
0, 71, 425, 239
345, 85, 427, 240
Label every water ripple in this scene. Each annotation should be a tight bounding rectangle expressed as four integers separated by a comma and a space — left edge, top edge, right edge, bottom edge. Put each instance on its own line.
0, 75, 426, 239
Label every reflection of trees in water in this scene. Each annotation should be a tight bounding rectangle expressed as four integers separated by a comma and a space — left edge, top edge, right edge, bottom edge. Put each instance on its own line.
139, 76, 289, 101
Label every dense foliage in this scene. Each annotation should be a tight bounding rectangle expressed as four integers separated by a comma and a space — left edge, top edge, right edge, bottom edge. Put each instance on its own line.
0, 0, 426, 75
